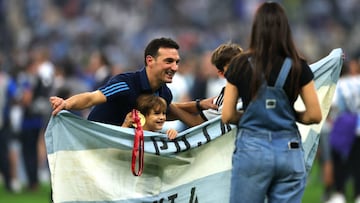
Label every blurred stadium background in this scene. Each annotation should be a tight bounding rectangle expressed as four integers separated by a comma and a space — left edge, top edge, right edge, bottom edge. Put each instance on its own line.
0, 0, 359, 71
0, 0, 359, 202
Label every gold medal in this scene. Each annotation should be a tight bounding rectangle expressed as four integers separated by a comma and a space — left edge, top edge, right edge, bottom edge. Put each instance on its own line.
132, 112, 146, 128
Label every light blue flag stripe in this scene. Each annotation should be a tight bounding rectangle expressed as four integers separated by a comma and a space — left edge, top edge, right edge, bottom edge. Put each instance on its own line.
302, 48, 343, 172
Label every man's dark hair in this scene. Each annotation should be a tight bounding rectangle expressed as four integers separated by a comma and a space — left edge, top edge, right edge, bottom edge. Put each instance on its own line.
144, 37, 179, 65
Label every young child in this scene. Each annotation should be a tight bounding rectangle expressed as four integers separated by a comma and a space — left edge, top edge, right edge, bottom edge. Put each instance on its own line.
170, 43, 243, 127
122, 94, 178, 140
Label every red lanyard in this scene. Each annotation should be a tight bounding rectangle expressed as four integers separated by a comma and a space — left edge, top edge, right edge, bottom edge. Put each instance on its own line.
131, 109, 144, 176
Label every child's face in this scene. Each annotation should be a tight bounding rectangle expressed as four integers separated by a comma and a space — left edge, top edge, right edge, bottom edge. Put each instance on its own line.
216, 64, 229, 78
143, 109, 167, 131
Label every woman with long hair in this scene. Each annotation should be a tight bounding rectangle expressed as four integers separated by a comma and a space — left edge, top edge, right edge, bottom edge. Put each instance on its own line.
222, 2, 322, 202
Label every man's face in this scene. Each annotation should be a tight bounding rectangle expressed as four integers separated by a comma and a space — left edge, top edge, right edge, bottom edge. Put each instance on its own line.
147, 47, 180, 84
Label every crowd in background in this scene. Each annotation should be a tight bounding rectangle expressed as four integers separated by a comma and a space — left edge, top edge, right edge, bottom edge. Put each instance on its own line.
0, 0, 359, 73
0, 0, 360, 201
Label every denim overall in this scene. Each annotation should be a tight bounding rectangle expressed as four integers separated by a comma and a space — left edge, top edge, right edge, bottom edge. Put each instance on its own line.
230, 58, 307, 203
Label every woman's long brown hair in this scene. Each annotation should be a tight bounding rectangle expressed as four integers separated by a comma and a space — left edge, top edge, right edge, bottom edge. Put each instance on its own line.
247, 2, 303, 100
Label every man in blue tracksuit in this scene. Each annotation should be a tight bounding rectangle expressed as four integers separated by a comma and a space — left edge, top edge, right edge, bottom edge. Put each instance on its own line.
50, 37, 217, 126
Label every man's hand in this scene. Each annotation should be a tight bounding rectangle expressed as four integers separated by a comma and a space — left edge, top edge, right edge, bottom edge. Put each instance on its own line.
49, 96, 67, 116
199, 96, 218, 111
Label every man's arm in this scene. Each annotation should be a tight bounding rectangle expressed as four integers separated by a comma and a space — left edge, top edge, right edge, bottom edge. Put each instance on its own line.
49, 90, 106, 116
168, 103, 206, 127
167, 97, 217, 125
171, 97, 218, 114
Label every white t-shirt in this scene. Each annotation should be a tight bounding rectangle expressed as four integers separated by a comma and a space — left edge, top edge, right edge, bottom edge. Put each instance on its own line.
200, 87, 243, 121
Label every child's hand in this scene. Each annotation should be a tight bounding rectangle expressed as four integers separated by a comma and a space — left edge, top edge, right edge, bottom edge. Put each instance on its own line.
121, 111, 134, 127
166, 129, 178, 140
199, 97, 218, 111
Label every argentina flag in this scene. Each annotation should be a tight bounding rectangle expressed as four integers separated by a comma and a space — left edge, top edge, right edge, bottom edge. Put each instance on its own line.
45, 48, 343, 203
